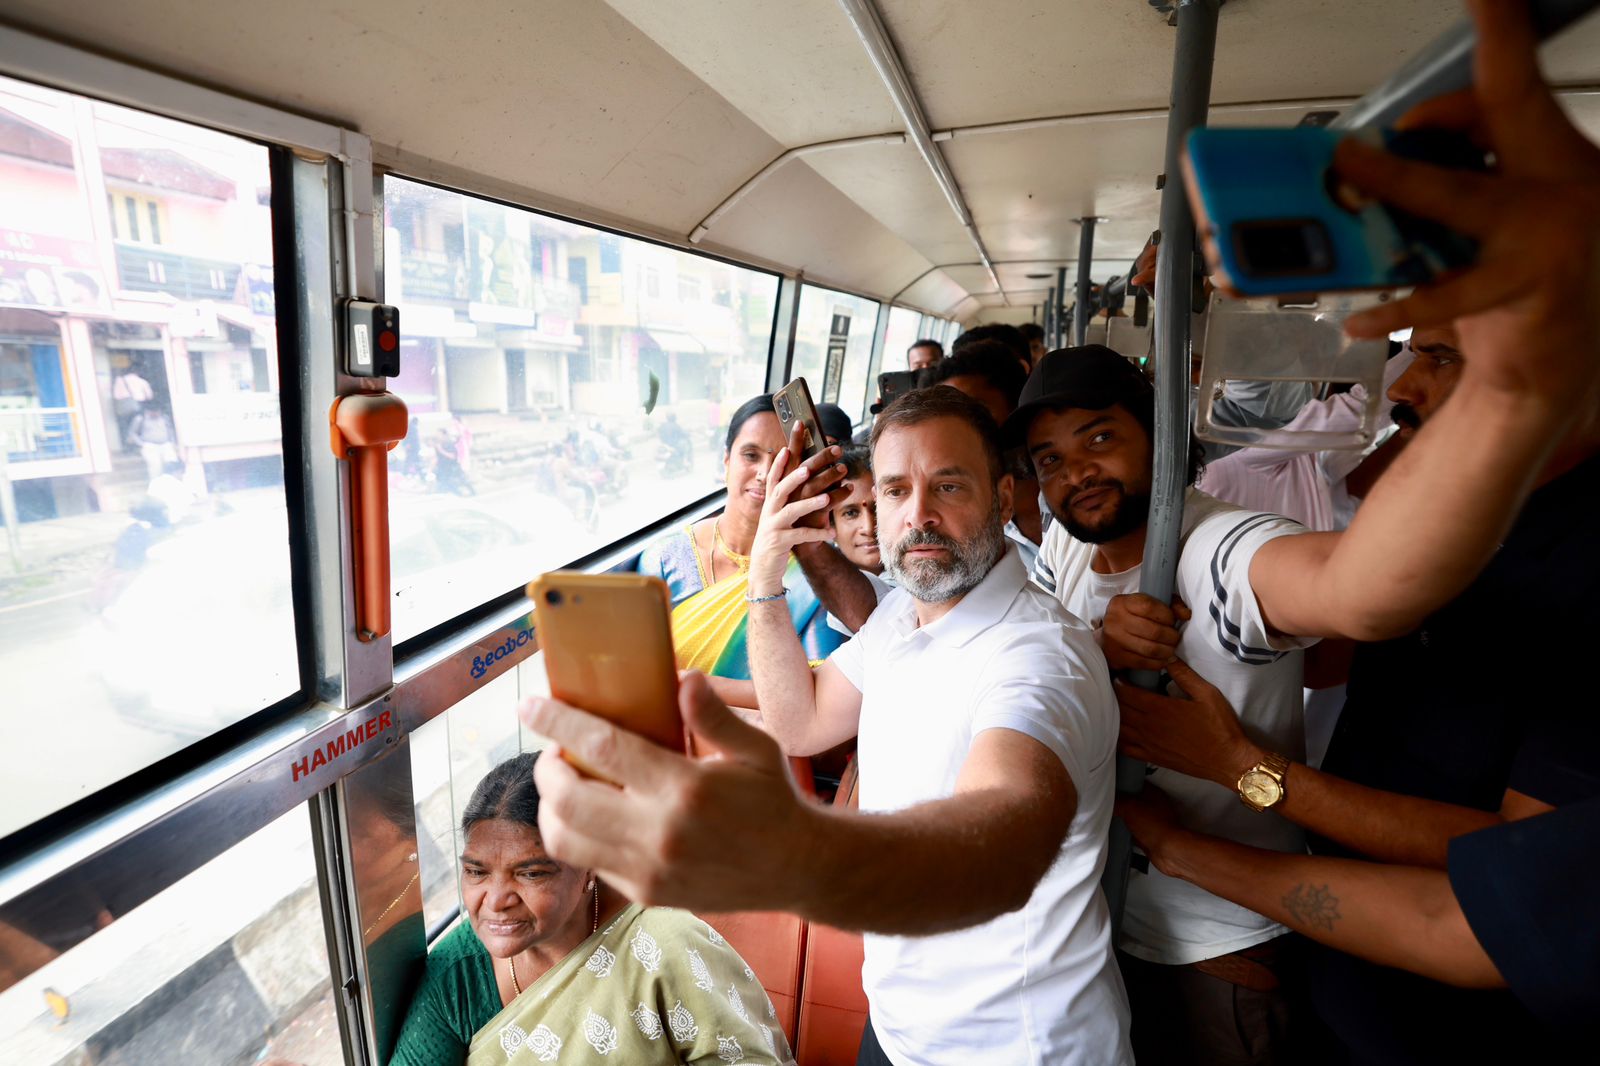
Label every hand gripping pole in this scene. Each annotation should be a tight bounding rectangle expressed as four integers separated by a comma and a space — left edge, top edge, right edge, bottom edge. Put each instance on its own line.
329, 391, 409, 641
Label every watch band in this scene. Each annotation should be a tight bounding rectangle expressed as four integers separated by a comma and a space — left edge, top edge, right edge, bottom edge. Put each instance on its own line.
1258, 750, 1290, 780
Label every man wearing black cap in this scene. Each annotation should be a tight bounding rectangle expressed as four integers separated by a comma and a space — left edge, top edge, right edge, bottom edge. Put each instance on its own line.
1005, 344, 1318, 1063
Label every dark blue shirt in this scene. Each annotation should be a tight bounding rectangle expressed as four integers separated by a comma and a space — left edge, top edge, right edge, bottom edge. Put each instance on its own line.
1308, 453, 1600, 1064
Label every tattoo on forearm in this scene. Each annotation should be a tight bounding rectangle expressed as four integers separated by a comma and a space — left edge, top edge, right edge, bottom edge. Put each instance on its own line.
1282, 883, 1342, 932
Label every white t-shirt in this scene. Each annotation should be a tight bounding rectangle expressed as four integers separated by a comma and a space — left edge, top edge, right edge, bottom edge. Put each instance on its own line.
830, 546, 1132, 1066
826, 568, 894, 636
1034, 488, 1315, 965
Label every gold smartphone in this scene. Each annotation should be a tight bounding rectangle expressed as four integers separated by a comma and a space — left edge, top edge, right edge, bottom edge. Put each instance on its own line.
528, 572, 685, 779
773, 377, 825, 462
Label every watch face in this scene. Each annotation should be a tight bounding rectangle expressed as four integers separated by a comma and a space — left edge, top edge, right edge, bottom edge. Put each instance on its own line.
1240, 770, 1283, 809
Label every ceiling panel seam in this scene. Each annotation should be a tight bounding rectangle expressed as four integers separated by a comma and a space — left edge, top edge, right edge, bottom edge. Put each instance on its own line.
688, 132, 907, 243
833, 0, 1006, 303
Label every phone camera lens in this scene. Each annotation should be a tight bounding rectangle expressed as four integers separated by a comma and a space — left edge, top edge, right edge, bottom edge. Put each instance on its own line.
544, 589, 563, 607
776, 397, 791, 419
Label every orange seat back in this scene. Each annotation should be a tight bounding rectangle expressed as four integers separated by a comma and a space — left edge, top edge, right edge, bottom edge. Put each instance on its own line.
699, 757, 814, 1041
794, 756, 869, 1065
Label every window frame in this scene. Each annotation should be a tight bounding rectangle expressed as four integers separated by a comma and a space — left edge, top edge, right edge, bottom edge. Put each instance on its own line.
0, 23, 960, 1066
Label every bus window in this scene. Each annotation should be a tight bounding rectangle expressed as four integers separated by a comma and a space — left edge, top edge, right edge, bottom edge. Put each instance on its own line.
879, 306, 925, 375
790, 284, 879, 425
381, 178, 778, 644
0, 75, 294, 838
0, 808, 337, 1064
408, 668, 534, 934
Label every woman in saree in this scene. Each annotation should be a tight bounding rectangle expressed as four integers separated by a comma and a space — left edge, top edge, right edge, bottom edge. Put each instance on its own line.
636, 394, 847, 684
389, 752, 791, 1066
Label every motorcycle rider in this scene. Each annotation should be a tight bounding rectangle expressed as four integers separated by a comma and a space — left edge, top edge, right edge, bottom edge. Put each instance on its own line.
659, 412, 693, 474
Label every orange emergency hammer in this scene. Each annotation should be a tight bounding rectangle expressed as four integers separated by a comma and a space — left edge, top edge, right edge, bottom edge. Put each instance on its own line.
330, 390, 409, 641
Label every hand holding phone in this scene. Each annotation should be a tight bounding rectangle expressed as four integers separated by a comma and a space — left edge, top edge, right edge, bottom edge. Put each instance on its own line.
528, 572, 684, 781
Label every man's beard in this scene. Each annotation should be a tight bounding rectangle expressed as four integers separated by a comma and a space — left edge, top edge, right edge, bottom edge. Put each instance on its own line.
1390, 402, 1421, 431
881, 497, 1006, 604
1054, 478, 1151, 544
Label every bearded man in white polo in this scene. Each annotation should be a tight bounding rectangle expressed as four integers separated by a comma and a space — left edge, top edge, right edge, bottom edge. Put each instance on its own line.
744, 386, 1132, 1065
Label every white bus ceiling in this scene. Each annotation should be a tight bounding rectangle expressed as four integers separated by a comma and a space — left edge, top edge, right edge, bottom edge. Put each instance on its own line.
5, 0, 1599, 325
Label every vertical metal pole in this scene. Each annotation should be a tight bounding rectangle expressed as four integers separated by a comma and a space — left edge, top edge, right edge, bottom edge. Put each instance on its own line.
1043, 286, 1056, 350
1103, 0, 1219, 934
1074, 218, 1097, 347
1053, 266, 1068, 348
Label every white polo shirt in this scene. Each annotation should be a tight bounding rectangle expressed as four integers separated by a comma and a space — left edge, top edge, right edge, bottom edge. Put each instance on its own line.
1035, 488, 1315, 965
829, 545, 1132, 1066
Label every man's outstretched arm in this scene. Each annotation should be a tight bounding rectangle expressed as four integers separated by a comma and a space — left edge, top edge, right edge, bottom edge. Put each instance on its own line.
1120, 788, 1503, 990
523, 674, 1074, 936
1238, 0, 1600, 643
1116, 660, 1539, 870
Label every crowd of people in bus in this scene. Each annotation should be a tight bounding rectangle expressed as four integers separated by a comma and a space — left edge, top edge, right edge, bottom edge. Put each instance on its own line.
394, 5, 1597, 1064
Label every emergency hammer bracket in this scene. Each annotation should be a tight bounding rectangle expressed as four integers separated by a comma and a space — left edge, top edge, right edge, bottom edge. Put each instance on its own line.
330, 390, 409, 642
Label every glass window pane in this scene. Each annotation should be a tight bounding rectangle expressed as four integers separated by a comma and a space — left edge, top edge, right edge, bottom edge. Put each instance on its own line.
0, 808, 339, 1065
383, 178, 779, 643
409, 660, 545, 933
790, 285, 879, 426
879, 306, 924, 375
0, 76, 294, 837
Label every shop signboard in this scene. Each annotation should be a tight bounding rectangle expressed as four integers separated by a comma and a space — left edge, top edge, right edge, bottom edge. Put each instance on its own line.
0, 229, 110, 312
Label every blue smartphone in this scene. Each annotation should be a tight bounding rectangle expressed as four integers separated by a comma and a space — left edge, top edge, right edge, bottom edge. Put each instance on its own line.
1182, 127, 1488, 297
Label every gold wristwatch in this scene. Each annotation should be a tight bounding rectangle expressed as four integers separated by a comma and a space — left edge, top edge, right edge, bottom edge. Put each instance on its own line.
1236, 751, 1291, 812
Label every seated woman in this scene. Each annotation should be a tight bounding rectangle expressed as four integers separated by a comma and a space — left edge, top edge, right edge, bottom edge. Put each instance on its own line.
636, 394, 847, 682
390, 753, 790, 1066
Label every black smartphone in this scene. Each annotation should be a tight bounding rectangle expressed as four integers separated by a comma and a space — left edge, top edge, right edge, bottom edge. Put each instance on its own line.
877, 370, 920, 410
773, 378, 825, 462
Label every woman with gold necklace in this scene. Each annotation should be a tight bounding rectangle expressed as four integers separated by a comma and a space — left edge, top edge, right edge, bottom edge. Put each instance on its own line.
389, 753, 788, 1065
636, 393, 847, 680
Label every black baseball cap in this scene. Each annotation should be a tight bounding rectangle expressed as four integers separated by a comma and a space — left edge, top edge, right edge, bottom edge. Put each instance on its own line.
1000, 344, 1151, 445
815, 402, 855, 444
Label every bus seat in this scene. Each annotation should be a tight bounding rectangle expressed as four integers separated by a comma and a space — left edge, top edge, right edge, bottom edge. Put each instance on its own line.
701, 909, 808, 1041
795, 757, 868, 1065
699, 756, 816, 1040
794, 924, 868, 1065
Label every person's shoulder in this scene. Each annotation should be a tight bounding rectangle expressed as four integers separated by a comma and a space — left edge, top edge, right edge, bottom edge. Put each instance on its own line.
628, 907, 741, 966
857, 584, 913, 635
981, 584, 1106, 672
407, 921, 490, 1008
1039, 516, 1074, 559
1180, 487, 1249, 531
1180, 490, 1306, 559
636, 527, 696, 577
637, 905, 718, 940
1034, 517, 1088, 588
424, 920, 489, 971
639, 526, 694, 558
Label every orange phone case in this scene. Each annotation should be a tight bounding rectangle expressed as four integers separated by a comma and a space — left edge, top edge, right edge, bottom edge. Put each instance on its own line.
528, 572, 685, 779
